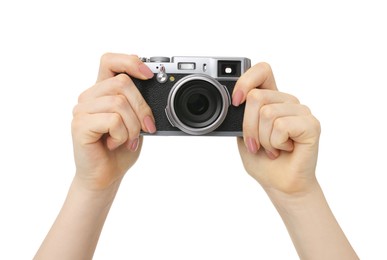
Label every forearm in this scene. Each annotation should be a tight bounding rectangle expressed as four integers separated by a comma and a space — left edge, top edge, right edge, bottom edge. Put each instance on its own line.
266, 182, 358, 260
34, 175, 121, 260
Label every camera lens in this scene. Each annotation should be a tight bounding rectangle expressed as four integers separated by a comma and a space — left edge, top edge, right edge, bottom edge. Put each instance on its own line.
174, 80, 222, 128
165, 74, 231, 135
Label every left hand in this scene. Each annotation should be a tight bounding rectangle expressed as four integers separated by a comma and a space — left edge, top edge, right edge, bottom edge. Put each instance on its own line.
71, 53, 156, 190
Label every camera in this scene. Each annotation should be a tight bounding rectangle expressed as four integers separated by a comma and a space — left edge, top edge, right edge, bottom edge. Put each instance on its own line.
133, 56, 251, 136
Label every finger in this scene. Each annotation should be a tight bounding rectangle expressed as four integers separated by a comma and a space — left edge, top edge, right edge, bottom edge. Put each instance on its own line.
232, 62, 277, 107
97, 53, 154, 82
73, 95, 142, 143
270, 115, 321, 152
72, 113, 128, 151
259, 103, 312, 156
78, 74, 156, 133
242, 89, 299, 153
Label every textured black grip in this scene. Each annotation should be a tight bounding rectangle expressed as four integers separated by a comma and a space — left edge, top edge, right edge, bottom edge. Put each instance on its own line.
132, 75, 177, 132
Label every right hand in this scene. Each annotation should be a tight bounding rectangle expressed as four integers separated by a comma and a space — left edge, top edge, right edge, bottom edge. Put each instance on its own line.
233, 63, 321, 196
71, 53, 156, 190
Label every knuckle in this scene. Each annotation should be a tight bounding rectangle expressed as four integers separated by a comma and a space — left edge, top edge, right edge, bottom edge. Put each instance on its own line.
257, 62, 273, 75
246, 89, 258, 103
236, 76, 252, 90
311, 116, 322, 135
113, 74, 132, 93
300, 104, 312, 115
71, 115, 84, 134
77, 89, 89, 103
135, 98, 152, 115
72, 104, 80, 116
282, 91, 300, 104
273, 117, 287, 132
71, 117, 79, 130
127, 54, 139, 61
109, 113, 122, 128
100, 52, 114, 65
260, 105, 276, 120
246, 89, 267, 105
112, 95, 128, 110
290, 94, 300, 104
114, 73, 131, 86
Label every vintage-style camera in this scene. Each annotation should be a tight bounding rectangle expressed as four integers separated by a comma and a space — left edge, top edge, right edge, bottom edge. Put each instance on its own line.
133, 56, 251, 136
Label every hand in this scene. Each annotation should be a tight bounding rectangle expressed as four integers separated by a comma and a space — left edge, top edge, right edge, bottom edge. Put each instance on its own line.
71, 53, 156, 190
233, 63, 321, 195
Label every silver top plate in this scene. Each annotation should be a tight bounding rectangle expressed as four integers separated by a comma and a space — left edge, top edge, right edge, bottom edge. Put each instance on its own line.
142, 56, 251, 81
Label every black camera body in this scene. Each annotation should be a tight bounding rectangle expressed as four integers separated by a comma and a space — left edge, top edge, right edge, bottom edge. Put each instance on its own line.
133, 56, 251, 136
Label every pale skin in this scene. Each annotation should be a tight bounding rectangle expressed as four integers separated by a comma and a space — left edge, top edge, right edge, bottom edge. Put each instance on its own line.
34, 53, 358, 260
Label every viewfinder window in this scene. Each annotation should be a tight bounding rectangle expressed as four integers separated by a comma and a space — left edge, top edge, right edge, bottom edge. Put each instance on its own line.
218, 60, 241, 77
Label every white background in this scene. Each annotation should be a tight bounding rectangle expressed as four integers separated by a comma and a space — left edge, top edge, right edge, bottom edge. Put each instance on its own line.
0, 0, 386, 259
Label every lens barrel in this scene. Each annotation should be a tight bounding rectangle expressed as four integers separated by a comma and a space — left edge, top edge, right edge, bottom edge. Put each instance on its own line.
165, 74, 231, 135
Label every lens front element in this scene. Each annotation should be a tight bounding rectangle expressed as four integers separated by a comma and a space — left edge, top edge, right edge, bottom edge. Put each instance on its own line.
187, 93, 209, 116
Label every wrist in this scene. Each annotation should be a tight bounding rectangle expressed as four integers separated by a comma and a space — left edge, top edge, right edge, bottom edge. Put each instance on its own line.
34, 175, 122, 260
71, 174, 122, 206
264, 180, 323, 214
265, 180, 359, 259
74, 168, 124, 191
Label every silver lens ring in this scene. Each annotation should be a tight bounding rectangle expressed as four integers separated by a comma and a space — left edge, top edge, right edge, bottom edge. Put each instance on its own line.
165, 74, 231, 135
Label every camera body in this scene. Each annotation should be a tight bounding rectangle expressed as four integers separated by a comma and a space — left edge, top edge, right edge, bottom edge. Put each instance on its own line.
133, 56, 251, 136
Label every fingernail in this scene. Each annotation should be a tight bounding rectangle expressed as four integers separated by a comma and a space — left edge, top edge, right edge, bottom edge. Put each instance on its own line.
232, 90, 243, 107
138, 63, 154, 79
246, 138, 258, 154
266, 150, 279, 160
129, 138, 139, 152
144, 116, 156, 134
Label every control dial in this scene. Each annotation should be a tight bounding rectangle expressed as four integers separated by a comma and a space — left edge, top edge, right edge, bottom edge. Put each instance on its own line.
150, 56, 171, 63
